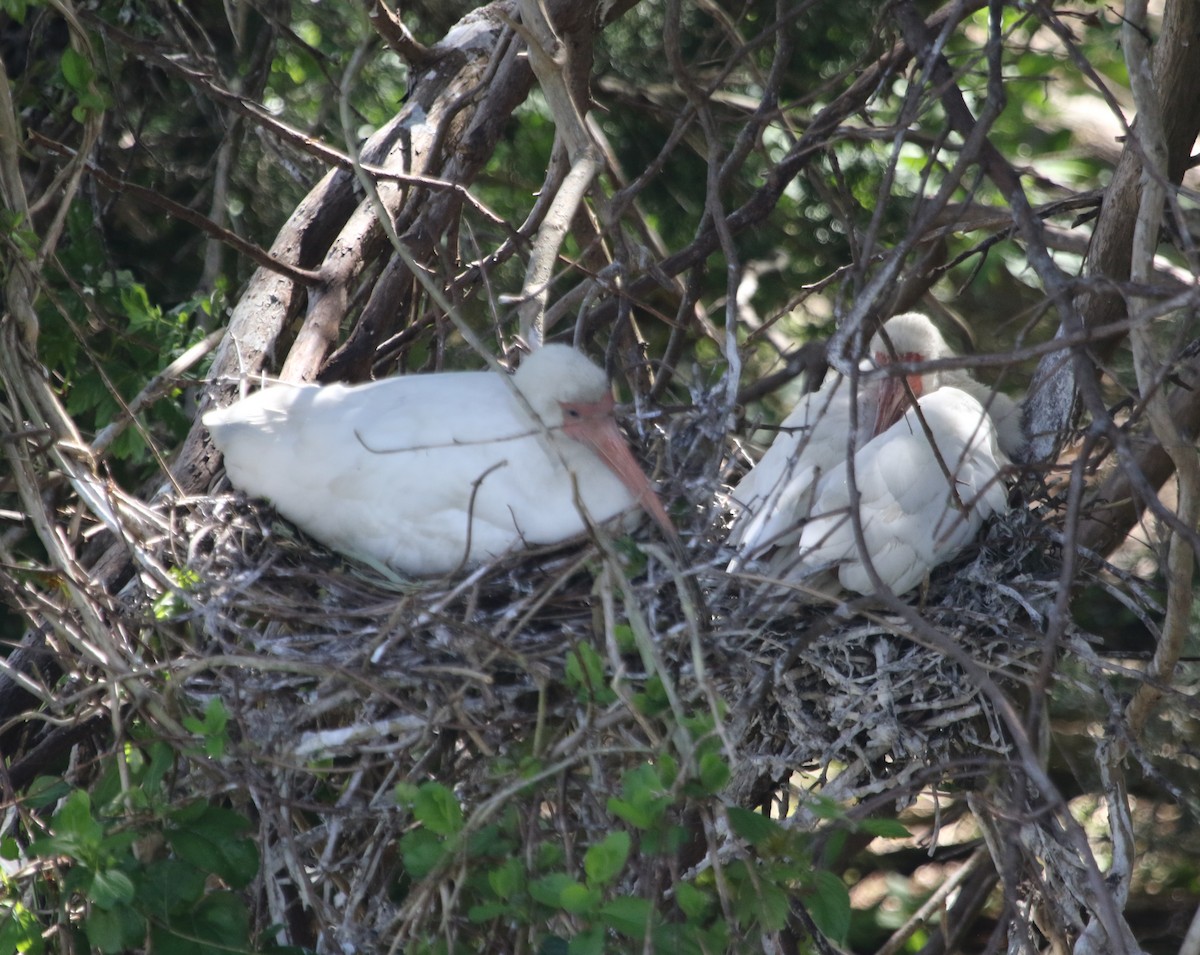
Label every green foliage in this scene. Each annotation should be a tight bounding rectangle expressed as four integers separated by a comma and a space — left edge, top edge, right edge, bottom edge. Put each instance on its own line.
262, 5, 407, 133
152, 567, 202, 622
59, 46, 109, 121
5, 723, 273, 955
0, 899, 43, 955
181, 697, 232, 760
30, 201, 218, 484
565, 641, 618, 705
0, 0, 38, 24
388, 701, 868, 952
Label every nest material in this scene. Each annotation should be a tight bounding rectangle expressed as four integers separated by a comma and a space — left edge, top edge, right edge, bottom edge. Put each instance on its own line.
147, 412, 1057, 950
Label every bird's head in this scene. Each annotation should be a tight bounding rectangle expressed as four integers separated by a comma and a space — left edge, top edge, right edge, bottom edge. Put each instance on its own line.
513, 343, 612, 424
513, 344, 675, 538
868, 312, 956, 435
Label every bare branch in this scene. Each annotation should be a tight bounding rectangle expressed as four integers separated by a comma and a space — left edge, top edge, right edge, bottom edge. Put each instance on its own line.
364, 0, 436, 65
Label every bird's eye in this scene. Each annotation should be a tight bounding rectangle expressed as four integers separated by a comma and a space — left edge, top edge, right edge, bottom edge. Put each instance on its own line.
564, 407, 582, 418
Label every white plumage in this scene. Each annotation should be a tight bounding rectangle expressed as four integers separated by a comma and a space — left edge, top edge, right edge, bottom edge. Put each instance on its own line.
728, 312, 1019, 596
204, 344, 673, 576
726, 363, 877, 560
798, 386, 1009, 595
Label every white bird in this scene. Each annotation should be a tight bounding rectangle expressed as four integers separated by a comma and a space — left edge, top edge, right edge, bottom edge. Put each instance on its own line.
728, 312, 1020, 595
204, 344, 674, 577
726, 363, 877, 561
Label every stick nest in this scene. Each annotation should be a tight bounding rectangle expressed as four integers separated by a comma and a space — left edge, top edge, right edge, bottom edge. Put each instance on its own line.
119, 397, 1066, 950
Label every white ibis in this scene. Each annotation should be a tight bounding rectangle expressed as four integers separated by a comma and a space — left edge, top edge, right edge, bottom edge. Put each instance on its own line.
728, 312, 1020, 595
203, 344, 674, 576
726, 362, 877, 562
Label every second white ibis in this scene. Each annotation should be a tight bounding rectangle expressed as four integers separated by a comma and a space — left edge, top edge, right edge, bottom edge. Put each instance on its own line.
204, 344, 674, 576
728, 312, 1020, 595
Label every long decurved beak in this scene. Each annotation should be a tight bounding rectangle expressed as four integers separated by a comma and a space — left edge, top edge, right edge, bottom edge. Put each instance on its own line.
562, 395, 677, 540
873, 372, 924, 436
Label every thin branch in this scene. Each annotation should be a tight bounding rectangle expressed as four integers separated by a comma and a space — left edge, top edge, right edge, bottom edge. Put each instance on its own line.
32, 133, 323, 287
364, 0, 436, 65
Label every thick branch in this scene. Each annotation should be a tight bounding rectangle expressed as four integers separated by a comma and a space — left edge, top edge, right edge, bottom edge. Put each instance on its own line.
1077, 352, 1200, 555
510, 0, 604, 346
1119, 0, 1199, 739
1023, 0, 1200, 462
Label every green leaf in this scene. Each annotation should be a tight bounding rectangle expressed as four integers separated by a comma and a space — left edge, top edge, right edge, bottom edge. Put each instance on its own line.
564, 642, 616, 705
192, 891, 251, 945
820, 829, 847, 869
60, 47, 93, 91
632, 675, 670, 716
805, 870, 851, 943
641, 822, 687, 857
466, 822, 513, 858
33, 790, 103, 862
536, 841, 564, 870
0, 0, 32, 26
119, 282, 161, 329
56, 789, 101, 839
84, 903, 142, 954
674, 881, 711, 920
487, 857, 524, 900
607, 763, 670, 830
858, 817, 912, 839
165, 806, 258, 888
730, 860, 790, 931
0, 902, 45, 955
806, 795, 845, 821
181, 698, 229, 759
607, 796, 653, 830
393, 781, 419, 807
413, 782, 464, 836
142, 741, 177, 796
467, 902, 509, 923
697, 751, 730, 793
566, 926, 605, 955
754, 880, 789, 932
530, 872, 576, 908
559, 882, 600, 914
652, 920, 708, 955
538, 937, 570, 955
152, 569, 200, 622
23, 776, 71, 809
167, 829, 258, 888
167, 800, 206, 825
84, 907, 126, 954
612, 536, 649, 574
135, 858, 207, 918
150, 891, 250, 955
726, 806, 781, 846
174, 803, 251, 839
399, 829, 445, 879
598, 896, 652, 938
89, 868, 136, 908
583, 830, 630, 886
